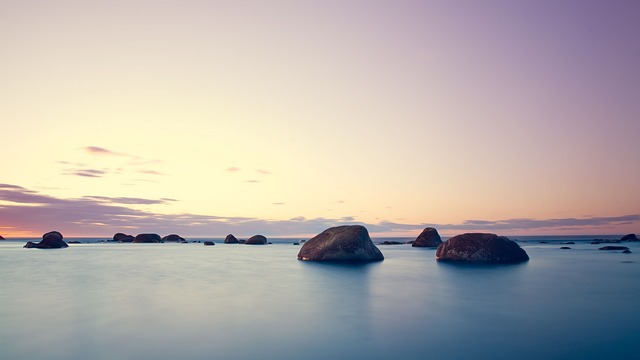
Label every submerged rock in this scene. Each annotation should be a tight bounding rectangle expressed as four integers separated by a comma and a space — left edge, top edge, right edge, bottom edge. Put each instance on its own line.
598, 246, 630, 251
113, 233, 135, 242
245, 235, 268, 245
435, 233, 529, 263
133, 233, 162, 243
380, 241, 403, 245
412, 227, 442, 248
224, 234, 239, 244
162, 234, 185, 242
297, 225, 384, 262
24, 231, 69, 249
203, 241, 215, 246
623, 249, 632, 254
621, 234, 638, 242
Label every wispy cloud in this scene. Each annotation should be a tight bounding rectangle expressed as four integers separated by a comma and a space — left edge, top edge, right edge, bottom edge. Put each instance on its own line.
245, 180, 261, 183
226, 167, 241, 172
256, 169, 271, 175
272, 202, 285, 205
82, 196, 176, 205
65, 169, 107, 178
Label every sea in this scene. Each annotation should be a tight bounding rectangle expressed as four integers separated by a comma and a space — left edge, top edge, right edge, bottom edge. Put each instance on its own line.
1, 235, 638, 360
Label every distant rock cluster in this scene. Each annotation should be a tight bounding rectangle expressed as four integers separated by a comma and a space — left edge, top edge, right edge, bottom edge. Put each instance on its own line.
18, 228, 636, 263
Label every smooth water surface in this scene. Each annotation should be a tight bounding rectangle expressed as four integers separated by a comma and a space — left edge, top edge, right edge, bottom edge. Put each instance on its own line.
1, 240, 639, 359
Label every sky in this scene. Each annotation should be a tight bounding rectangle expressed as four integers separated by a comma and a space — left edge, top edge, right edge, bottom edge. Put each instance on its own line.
1, 0, 639, 238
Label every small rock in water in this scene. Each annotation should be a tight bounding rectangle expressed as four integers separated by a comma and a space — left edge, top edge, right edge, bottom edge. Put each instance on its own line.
24, 231, 69, 249
162, 234, 185, 242
622, 249, 632, 254
224, 234, 240, 244
560, 246, 571, 249
598, 246, 630, 251
203, 241, 215, 246
246, 235, 268, 245
133, 233, 161, 243
412, 227, 443, 248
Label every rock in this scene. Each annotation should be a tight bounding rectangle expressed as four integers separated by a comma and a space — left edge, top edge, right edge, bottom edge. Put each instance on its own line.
598, 246, 630, 251
23, 231, 69, 249
380, 241, 403, 245
293, 242, 300, 245
297, 225, 384, 262
67, 241, 82, 244
246, 235, 268, 245
203, 241, 215, 246
0, 235, 4, 240
113, 233, 135, 242
539, 241, 549, 244
238, 239, 247, 244
623, 249, 632, 254
162, 234, 185, 242
621, 233, 638, 242
412, 227, 442, 248
300, 240, 306, 243
560, 246, 571, 249
563, 242, 575, 245
224, 234, 239, 244
435, 233, 529, 263
133, 233, 162, 243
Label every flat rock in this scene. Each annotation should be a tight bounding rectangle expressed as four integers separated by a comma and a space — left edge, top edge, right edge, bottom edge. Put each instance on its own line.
224, 234, 239, 243
133, 233, 162, 243
598, 246, 630, 251
412, 227, 442, 247
203, 241, 215, 246
246, 235, 268, 245
436, 233, 529, 263
297, 225, 384, 262
24, 231, 69, 249
162, 234, 185, 242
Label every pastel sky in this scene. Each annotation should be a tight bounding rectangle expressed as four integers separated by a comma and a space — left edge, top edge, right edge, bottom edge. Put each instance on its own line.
1, 0, 639, 238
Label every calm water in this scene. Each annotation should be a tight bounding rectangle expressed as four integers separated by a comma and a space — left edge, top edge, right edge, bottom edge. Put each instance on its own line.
1, 237, 638, 360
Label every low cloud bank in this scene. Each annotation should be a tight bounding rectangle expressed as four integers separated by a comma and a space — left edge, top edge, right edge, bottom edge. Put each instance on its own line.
0, 184, 637, 237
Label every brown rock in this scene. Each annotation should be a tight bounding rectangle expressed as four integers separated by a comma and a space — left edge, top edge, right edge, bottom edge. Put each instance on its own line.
245, 235, 268, 245
113, 233, 135, 242
224, 234, 239, 243
412, 227, 442, 247
297, 225, 384, 262
24, 231, 69, 249
436, 233, 529, 263
133, 233, 162, 243
162, 234, 185, 242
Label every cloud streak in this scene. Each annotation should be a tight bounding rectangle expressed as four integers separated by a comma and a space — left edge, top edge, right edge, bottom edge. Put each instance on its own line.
0, 184, 638, 237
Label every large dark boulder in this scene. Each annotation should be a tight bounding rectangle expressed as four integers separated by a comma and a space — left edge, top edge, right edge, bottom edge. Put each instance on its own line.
113, 232, 135, 242
245, 235, 268, 245
436, 233, 529, 263
297, 225, 384, 262
621, 234, 638, 242
162, 234, 185, 242
24, 231, 68, 249
224, 234, 239, 243
0, 235, 4, 240
133, 233, 162, 243
412, 227, 443, 248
